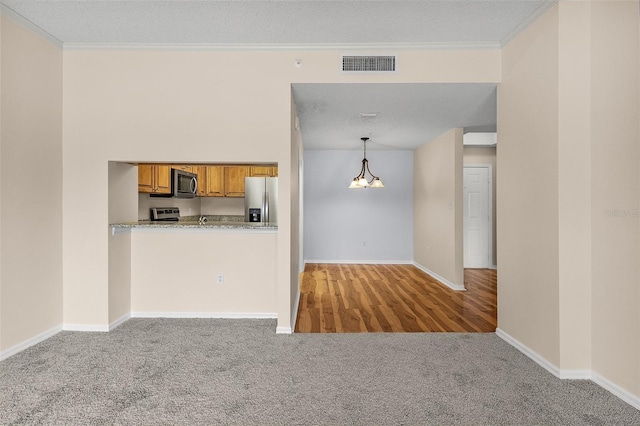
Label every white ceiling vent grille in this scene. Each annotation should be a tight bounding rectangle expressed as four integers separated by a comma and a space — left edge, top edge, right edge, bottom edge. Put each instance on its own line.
341, 55, 397, 73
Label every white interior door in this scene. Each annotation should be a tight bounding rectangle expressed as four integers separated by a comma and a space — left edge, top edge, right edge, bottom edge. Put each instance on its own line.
463, 167, 491, 268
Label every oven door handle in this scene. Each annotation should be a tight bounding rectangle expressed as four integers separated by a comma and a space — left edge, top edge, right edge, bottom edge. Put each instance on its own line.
190, 177, 197, 194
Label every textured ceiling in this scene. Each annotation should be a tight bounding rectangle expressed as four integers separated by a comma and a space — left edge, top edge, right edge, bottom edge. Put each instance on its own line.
1, 0, 551, 46
293, 83, 497, 150
0, 1, 549, 150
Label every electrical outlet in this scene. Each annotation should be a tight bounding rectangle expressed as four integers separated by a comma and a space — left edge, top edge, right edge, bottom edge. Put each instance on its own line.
216, 273, 224, 284
362, 240, 366, 246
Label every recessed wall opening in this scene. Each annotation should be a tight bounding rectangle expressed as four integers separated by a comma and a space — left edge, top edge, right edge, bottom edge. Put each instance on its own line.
292, 83, 497, 333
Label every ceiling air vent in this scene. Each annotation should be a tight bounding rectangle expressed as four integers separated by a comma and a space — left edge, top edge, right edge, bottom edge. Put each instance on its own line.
341, 55, 397, 73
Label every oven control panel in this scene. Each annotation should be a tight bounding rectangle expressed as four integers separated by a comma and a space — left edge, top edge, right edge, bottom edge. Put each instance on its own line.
150, 207, 180, 221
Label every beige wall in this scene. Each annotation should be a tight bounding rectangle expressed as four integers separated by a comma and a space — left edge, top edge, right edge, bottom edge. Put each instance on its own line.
108, 162, 138, 327
557, 0, 592, 373
414, 128, 464, 288
590, 1, 639, 396
0, 16, 63, 352
62, 48, 500, 332
499, 1, 640, 401
1, 2, 639, 406
289, 96, 303, 328
498, 4, 561, 366
131, 230, 277, 314
463, 146, 497, 266
61, 50, 292, 327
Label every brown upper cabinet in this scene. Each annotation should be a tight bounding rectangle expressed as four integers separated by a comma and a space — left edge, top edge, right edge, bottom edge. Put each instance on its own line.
138, 163, 276, 197
224, 166, 250, 197
138, 165, 171, 194
194, 166, 206, 197
205, 166, 224, 197
250, 165, 278, 177
172, 164, 194, 173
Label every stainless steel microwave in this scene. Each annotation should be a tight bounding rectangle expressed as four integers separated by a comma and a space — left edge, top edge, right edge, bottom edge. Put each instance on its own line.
172, 169, 197, 198
150, 168, 197, 198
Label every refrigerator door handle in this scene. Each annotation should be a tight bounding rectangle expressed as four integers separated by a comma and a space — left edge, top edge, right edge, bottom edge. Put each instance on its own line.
264, 192, 269, 223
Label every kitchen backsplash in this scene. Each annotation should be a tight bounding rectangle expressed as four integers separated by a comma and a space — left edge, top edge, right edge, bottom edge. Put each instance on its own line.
180, 215, 244, 222
201, 197, 244, 216
138, 194, 244, 220
138, 194, 201, 220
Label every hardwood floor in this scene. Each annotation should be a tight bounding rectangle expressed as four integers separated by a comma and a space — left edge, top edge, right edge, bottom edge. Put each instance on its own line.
295, 264, 497, 333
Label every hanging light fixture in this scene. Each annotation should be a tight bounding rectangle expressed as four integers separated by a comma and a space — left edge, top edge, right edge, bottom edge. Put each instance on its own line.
348, 137, 385, 189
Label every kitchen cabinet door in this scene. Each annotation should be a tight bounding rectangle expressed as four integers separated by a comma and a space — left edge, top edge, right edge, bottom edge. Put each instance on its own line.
138, 164, 171, 194
172, 165, 194, 173
205, 166, 224, 197
194, 166, 206, 197
224, 166, 249, 197
250, 165, 278, 177
155, 166, 171, 193
250, 166, 272, 177
138, 165, 154, 193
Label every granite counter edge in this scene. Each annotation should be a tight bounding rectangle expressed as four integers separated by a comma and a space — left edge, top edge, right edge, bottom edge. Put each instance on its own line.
110, 222, 278, 231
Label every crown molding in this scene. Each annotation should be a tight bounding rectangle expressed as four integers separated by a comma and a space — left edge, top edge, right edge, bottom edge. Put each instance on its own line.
62, 41, 501, 52
0, 4, 63, 48
500, 0, 558, 47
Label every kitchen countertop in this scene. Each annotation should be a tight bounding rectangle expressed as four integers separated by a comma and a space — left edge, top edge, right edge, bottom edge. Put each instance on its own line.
110, 220, 277, 231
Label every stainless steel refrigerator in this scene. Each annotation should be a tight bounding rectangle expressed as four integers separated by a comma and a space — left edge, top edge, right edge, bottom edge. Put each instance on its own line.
244, 177, 278, 225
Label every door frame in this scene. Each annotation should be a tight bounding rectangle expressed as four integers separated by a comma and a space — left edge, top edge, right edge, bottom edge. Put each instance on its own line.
463, 164, 494, 269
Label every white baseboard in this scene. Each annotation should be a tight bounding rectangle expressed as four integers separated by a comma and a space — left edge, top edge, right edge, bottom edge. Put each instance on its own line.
63, 324, 110, 332
109, 313, 131, 331
283, 287, 301, 335
413, 262, 466, 291
496, 328, 561, 378
0, 325, 62, 361
63, 313, 131, 333
558, 369, 591, 380
304, 259, 413, 265
592, 372, 640, 410
130, 311, 277, 319
496, 328, 640, 410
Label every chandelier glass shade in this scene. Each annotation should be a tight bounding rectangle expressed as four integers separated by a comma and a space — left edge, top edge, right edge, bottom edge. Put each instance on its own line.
348, 137, 384, 189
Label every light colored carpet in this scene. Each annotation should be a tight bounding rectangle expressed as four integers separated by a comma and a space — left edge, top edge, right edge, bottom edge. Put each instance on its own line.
0, 319, 637, 425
